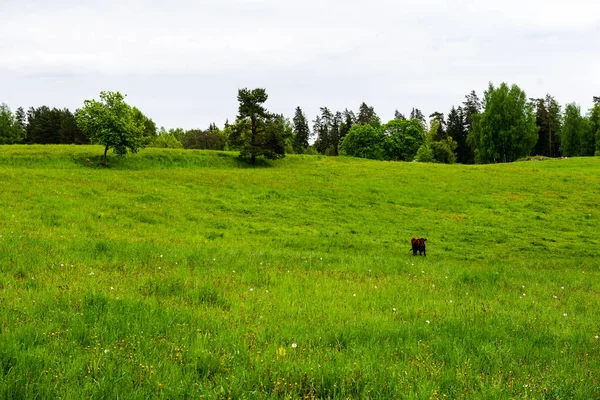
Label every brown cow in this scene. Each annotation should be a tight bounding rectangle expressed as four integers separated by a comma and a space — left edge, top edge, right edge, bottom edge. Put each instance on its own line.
411, 237, 427, 256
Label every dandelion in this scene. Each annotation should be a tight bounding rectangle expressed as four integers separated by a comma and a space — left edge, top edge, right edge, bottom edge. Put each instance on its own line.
426, 320, 430, 324
213, 258, 216, 261
291, 343, 297, 348
353, 293, 356, 297
250, 288, 254, 292
104, 349, 110, 354
523, 293, 526, 296
374, 286, 378, 289
445, 276, 448, 279
595, 335, 598, 339
432, 284, 435, 288
449, 300, 453, 303
421, 270, 424, 274
232, 270, 235, 273
265, 289, 269, 293
260, 315, 263, 319
160, 255, 163, 258
561, 286, 564, 290
158, 267, 161, 270
553, 295, 557, 299
110, 287, 114, 290
522, 285, 525, 289
392, 308, 397, 312
563, 313, 568, 317
60, 263, 64, 267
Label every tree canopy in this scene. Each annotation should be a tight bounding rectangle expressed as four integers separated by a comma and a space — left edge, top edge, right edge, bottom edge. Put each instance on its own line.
75, 91, 146, 165
468, 83, 538, 163
235, 88, 288, 163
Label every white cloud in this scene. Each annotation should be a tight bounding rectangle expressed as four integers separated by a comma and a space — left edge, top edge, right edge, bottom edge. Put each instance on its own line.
0, 0, 598, 128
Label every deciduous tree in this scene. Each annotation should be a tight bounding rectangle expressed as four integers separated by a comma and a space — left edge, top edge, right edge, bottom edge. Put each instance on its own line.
0, 104, 24, 144
468, 82, 538, 163
339, 124, 385, 160
382, 118, 425, 161
75, 91, 146, 165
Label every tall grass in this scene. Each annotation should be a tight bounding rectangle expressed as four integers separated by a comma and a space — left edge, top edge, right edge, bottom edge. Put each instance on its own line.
1, 145, 599, 398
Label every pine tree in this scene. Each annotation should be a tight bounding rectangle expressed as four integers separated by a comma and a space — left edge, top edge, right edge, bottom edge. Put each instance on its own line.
235, 88, 286, 163
315, 107, 333, 154
428, 112, 446, 140
394, 110, 406, 120
410, 108, 426, 128
531, 95, 561, 157
357, 102, 377, 125
447, 106, 468, 163
462, 90, 481, 133
292, 106, 310, 153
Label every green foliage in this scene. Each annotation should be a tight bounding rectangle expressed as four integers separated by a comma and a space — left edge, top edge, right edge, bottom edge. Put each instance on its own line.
560, 103, 592, 156
23, 106, 86, 144
75, 91, 146, 165
357, 102, 378, 126
469, 82, 538, 163
414, 144, 434, 162
410, 107, 427, 129
0, 104, 24, 144
382, 118, 425, 161
148, 131, 183, 148
447, 106, 469, 163
313, 108, 332, 154
2, 146, 600, 398
591, 103, 600, 156
292, 107, 310, 153
236, 88, 287, 164
181, 128, 225, 150
460, 91, 481, 164
415, 120, 458, 163
132, 107, 157, 145
532, 95, 562, 157
338, 123, 385, 160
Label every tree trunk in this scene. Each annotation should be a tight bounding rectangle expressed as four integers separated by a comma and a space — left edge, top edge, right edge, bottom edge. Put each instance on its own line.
102, 145, 109, 165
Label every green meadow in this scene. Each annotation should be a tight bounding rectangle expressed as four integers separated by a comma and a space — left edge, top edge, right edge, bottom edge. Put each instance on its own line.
1, 145, 599, 399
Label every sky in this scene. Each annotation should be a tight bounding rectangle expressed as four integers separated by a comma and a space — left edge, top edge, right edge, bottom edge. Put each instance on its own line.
1, 0, 599, 130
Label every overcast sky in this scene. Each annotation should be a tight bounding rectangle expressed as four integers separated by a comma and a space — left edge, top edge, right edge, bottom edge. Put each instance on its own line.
1, 0, 599, 130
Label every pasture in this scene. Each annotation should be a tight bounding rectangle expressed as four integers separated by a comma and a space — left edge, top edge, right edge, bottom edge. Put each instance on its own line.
0, 145, 599, 399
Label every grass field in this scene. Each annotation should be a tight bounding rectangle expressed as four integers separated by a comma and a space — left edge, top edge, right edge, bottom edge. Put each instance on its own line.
1, 145, 599, 399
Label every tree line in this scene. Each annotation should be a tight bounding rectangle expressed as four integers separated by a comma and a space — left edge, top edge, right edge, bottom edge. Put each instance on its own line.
1, 83, 599, 164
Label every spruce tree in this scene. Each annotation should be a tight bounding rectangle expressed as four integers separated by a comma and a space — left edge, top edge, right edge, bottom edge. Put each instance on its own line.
292, 106, 310, 153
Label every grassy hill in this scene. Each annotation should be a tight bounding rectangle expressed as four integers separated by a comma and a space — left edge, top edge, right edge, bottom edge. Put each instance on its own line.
1, 145, 599, 398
